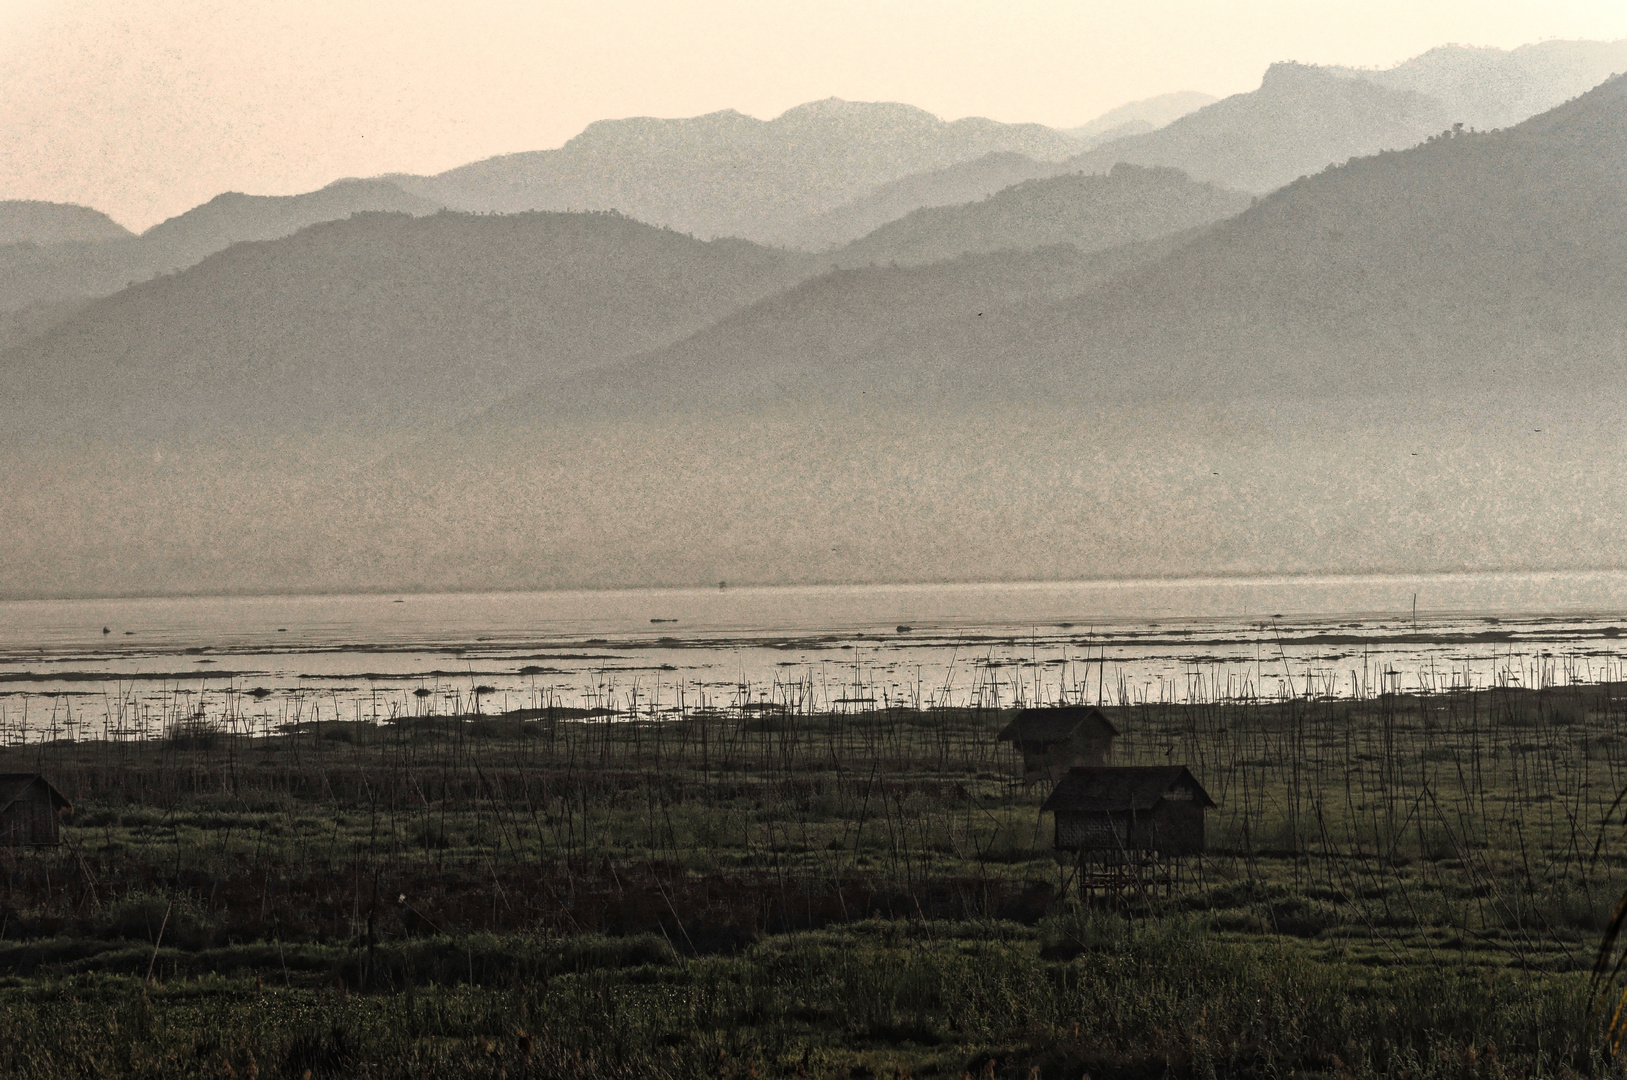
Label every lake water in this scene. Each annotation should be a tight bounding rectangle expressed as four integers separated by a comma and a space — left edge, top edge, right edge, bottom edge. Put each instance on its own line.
4, 570, 1627, 741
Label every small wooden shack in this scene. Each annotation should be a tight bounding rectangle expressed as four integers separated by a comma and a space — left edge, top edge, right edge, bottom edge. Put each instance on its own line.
0, 774, 73, 846
997, 705, 1119, 783
1041, 765, 1214, 899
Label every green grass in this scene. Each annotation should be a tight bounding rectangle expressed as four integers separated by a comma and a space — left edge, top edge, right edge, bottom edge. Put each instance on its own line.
2, 684, 1626, 1075
0, 920, 1602, 1078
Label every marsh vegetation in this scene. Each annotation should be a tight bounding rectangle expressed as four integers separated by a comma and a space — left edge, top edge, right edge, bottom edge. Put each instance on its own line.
3, 673, 1627, 1077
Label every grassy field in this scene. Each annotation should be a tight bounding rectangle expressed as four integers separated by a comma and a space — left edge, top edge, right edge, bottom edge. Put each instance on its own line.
3, 678, 1627, 1077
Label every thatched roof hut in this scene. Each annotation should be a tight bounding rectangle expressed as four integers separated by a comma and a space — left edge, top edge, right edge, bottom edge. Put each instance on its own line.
0, 774, 73, 846
996, 705, 1119, 783
1041, 765, 1213, 857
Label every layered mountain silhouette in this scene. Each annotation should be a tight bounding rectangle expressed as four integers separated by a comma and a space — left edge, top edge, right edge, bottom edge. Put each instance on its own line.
692, 41, 1627, 255
784, 152, 1057, 250
560, 73, 1627, 409
780, 96, 1221, 249
132, 179, 440, 274
1067, 39, 1627, 194
0, 200, 132, 245
302, 75, 1627, 599
0, 180, 441, 343
467, 234, 1195, 434
1062, 91, 1217, 142
0, 210, 809, 444
825, 164, 1249, 268
1325, 38, 1627, 132
6, 59, 1627, 599
392, 99, 1080, 244
1061, 63, 1450, 193
1035, 71, 1627, 396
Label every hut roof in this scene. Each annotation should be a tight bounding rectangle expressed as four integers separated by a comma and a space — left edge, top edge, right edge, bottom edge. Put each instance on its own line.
0, 774, 73, 815
1040, 766, 1214, 814
997, 705, 1118, 745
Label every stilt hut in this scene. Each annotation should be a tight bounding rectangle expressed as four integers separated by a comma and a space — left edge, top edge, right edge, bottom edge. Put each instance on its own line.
0, 774, 73, 846
1041, 765, 1214, 900
997, 705, 1118, 784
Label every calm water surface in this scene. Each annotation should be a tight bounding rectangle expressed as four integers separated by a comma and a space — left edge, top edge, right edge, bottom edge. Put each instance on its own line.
4, 571, 1627, 739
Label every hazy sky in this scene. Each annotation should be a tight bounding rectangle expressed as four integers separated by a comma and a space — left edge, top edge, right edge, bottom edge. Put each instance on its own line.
3, 0, 1626, 230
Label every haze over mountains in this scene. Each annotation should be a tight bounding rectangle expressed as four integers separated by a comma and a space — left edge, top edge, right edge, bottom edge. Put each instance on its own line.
826, 165, 1249, 268
325, 74, 1627, 597
1061, 38, 1627, 193
0, 180, 440, 348
0, 210, 808, 442
393, 99, 1082, 246
1031, 72, 1627, 396
1063, 91, 1219, 142
0, 161, 1246, 449
787, 152, 1064, 251
4, 40, 1627, 598
1325, 39, 1627, 131
0, 201, 132, 246
1061, 63, 1450, 194
385, 38, 1627, 244
5, 37, 1618, 331
561, 73, 1627, 412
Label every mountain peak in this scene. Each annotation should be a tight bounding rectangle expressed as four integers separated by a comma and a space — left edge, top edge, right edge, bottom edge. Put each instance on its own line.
776, 98, 939, 123
416, 101, 1078, 240
1510, 69, 1627, 135
778, 96, 850, 115
1258, 61, 1351, 89
0, 200, 134, 245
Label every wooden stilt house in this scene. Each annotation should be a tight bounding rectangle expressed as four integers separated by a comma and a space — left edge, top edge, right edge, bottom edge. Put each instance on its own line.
997, 705, 1118, 784
0, 774, 73, 846
1041, 765, 1214, 900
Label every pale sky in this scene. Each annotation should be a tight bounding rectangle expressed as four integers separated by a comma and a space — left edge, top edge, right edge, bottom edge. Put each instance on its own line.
3, 0, 1626, 230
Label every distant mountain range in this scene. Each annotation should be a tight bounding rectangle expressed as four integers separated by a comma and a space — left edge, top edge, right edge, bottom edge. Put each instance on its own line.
466, 232, 1202, 441
0, 158, 1249, 451
1059, 62, 1449, 193
1036, 70, 1627, 396
1324, 39, 1627, 132
6, 38, 1619, 339
0, 210, 808, 442
5, 45, 1627, 598
391, 99, 1081, 245
320, 74, 1627, 598
0, 200, 131, 245
0, 179, 439, 347
1062, 91, 1217, 142
765, 39, 1627, 248
133, 179, 440, 273
1061, 39, 1627, 194
825, 164, 1249, 268
559, 72, 1627, 410
784, 152, 1059, 251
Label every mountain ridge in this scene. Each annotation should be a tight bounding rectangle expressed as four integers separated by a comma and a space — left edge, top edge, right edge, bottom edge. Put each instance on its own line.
510, 71, 1627, 414
0, 200, 132, 245
7, 60, 1627, 599
391, 98, 1082, 243
770, 42, 1626, 253
1325, 38, 1627, 131
0, 209, 812, 445
1060, 62, 1451, 193
0, 179, 442, 345
824, 164, 1250, 268
1063, 90, 1217, 141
